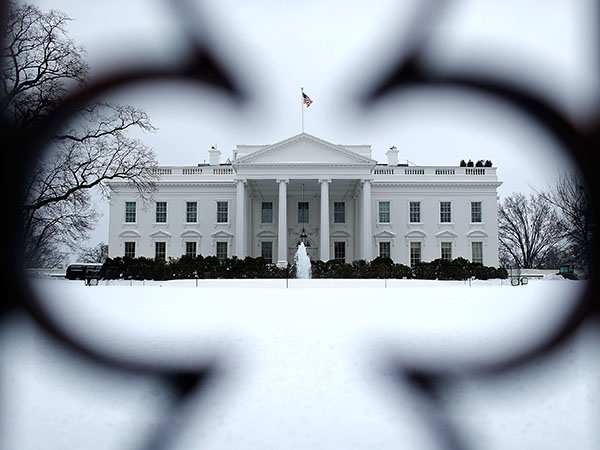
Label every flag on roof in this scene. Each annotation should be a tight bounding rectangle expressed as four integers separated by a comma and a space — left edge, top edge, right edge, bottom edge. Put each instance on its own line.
303, 91, 313, 107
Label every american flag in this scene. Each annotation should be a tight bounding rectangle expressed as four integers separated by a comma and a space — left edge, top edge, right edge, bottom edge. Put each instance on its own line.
303, 92, 313, 107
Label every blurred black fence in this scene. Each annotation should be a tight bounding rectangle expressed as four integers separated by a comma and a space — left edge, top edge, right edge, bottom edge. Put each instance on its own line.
2, 1, 599, 449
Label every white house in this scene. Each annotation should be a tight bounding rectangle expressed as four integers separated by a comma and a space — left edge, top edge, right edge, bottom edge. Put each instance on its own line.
108, 133, 501, 267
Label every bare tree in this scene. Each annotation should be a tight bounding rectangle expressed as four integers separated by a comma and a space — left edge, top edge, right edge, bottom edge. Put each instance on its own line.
539, 172, 593, 270
498, 192, 566, 269
3, 2, 158, 267
78, 242, 108, 264
1, 2, 88, 126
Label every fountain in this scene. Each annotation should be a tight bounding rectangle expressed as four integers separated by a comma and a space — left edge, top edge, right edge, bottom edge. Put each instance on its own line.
295, 242, 311, 279
294, 183, 312, 279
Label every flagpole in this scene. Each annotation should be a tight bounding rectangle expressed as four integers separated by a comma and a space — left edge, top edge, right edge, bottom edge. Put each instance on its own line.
301, 87, 305, 133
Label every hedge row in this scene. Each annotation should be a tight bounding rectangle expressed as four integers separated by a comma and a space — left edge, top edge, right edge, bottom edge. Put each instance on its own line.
100, 255, 507, 281
100, 255, 289, 280
312, 257, 507, 280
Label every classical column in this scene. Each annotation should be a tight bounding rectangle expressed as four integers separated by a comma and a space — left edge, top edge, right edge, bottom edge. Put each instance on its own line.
319, 178, 331, 261
361, 178, 373, 260
277, 178, 289, 267
235, 178, 246, 257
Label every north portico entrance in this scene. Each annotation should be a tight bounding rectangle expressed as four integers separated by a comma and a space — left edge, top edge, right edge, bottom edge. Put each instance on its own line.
240, 178, 363, 265
231, 133, 376, 266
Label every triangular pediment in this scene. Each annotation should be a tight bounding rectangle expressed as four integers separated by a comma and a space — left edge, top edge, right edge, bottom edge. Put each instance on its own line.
211, 230, 234, 238
149, 229, 172, 239
373, 230, 396, 239
436, 230, 458, 239
233, 133, 375, 166
180, 229, 203, 238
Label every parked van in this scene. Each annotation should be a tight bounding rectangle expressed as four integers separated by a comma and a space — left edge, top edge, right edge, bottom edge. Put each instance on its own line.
65, 263, 102, 280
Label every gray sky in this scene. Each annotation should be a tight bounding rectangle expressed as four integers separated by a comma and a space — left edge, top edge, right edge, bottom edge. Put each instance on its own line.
25, 0, 598, 246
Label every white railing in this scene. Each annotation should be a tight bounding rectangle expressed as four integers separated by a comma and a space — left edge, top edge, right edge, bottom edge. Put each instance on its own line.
152, 168, 173, 175
374, 168, 395, 175
152, 165, 491, 178
372, 166, 493, 177
405, 168, 425, 175
151, 166, 236, 177
212, 167, 234, 175
465, 168, 486, 175
182, 167, 204, 175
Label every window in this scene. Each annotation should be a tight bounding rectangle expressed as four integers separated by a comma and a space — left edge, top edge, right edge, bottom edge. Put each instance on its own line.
472, 242, 483, 264
155, 241, 166, 261
216, 241, 228, 259
409, 201, 420, 223
186, 202, 197, 223
185, 241, 197, 257
379, 241, 391, 259
441, 242, 452, 261
156, 202, 167, 223
410, 242, 421, 267
334, 241, 346, 261
440, 201, 452, 223
298, 202, 309, 223
261, 241, 273, 263
125, 202, 136, 223
471, 201, 482, 223
124, 241, 136, 258
261, 202, 273, 223
378, 201, 390, 223
217, 201, 228, 223
334, 202, 345, 223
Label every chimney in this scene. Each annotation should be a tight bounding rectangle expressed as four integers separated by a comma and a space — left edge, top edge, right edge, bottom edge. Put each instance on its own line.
386, 146, 399, 166
209, 145, 221, 166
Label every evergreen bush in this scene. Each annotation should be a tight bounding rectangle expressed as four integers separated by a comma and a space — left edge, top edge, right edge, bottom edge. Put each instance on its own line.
99, 255, 507, 281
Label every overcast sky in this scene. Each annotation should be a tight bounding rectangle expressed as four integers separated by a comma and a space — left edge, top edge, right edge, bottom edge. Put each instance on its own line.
24, 0, 598, 246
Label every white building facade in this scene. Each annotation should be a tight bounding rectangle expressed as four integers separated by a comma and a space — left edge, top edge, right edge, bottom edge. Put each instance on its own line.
108, 133, 502, 267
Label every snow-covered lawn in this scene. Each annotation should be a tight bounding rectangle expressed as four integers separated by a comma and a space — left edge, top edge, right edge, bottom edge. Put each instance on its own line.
1, 278, 598, 449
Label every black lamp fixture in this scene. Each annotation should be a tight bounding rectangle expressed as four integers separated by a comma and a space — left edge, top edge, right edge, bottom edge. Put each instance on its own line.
297, 183, 310, 247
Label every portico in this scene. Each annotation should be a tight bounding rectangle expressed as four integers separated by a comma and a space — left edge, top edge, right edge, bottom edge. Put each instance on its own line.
232, 133, 376, 266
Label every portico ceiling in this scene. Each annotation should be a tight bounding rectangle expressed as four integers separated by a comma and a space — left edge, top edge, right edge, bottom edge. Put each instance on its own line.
248, 178, 360, 200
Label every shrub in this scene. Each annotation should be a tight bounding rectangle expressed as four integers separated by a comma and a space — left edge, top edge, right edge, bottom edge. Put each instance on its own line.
99, 255, 507, 281
412, 261, 437, 279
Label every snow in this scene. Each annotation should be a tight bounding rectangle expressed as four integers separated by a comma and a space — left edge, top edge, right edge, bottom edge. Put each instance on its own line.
1, 278, 598, 450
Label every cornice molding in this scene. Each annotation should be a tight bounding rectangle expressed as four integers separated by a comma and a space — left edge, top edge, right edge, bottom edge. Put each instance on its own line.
372, 181, 503, 188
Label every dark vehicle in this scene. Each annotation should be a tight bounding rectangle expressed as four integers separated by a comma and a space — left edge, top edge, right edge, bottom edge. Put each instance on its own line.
65, 263, 102, 280
557, 263, 578, 280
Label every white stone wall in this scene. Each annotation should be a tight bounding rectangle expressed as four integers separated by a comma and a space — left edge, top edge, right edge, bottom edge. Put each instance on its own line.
369, 184, 499, 266
109, 181, 498, 266
108, 182, 237, 260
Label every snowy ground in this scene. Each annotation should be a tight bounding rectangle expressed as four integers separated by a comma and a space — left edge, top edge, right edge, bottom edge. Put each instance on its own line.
1, 277, 598, 450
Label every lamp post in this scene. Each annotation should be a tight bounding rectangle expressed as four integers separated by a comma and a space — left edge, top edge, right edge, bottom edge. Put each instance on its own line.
297, 183, 311, 248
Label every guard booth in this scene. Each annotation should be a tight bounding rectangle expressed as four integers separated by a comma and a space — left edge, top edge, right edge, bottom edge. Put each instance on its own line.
558, 263, 579, 280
